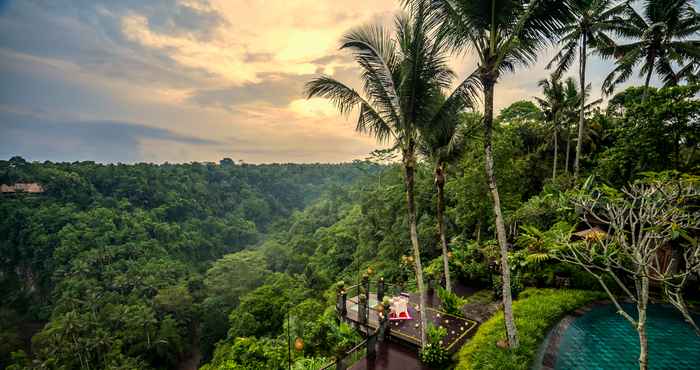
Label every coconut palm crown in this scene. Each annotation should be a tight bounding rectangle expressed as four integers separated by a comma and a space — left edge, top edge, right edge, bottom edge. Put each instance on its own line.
546, 0, 627, 179
602, 0, 700, 94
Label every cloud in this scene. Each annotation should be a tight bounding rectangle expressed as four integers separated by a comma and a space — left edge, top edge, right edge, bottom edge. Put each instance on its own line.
0, 0, 221, 89
187, 72, 312, 109
0, 109, 219, 163
0, 0, 652, 164
0, 46, 381, 164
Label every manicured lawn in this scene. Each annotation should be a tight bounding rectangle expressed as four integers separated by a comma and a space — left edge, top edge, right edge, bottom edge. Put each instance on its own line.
456, 288, 605, 370
462, 289, 493, 305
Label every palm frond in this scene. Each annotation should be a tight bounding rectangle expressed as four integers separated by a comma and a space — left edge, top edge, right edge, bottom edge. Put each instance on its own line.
546, 38, 579, 79
675, 61, 700, 84
429, 68, 482, 129
602, 46, 642, 95
341, 24, 403, 128
305, 76, 395, 143
656, 58, 680, 87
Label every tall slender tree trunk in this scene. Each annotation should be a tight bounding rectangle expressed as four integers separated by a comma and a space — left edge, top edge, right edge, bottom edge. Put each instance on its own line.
552, 128, 558, 179
404, 148, 428, 347
565, 124, 571, 174
435, 162, 451, 292
638, 275, 649, 370
574, 38, 587, 180
483, 77, 519, 348
475, 220, 481, 244
642, 54, 656, 101
644, 67, 653, 89
643, 57, 655, 89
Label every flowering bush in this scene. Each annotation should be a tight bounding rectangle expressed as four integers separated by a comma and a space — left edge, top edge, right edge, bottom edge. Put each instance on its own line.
419, 325, 450, 368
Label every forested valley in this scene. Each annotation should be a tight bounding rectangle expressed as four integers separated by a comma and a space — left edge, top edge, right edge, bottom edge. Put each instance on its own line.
0, 159, 380, 368
2, 82, 698, 369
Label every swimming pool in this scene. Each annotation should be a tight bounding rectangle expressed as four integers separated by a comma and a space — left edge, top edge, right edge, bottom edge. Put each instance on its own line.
554, 304, 700, 369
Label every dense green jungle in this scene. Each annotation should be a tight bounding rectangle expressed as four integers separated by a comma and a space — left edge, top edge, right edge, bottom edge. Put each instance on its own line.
2, 0, 700, 368
1, 83, 699, 370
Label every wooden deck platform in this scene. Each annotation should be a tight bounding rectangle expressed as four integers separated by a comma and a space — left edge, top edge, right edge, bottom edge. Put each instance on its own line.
349, 341, 432, 370
344, 291, 478, 352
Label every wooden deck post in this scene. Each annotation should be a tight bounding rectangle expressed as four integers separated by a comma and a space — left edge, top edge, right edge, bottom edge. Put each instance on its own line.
336, 290, 347, 320
362, 273, 370, 305
367, 333, 377, 359
377, 276, 385, 303
358, 294, 368, 325
336, 357, 346, 370
378, 299, 391, 341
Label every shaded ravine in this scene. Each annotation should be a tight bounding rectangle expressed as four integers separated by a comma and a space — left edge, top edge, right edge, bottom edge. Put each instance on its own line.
177, 324, 202, 370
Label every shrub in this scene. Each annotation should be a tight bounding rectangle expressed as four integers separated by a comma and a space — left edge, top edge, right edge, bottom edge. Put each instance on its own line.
437, 287, 466, 318
456, 288, 604, 370
200, 337, 286, 370
292, 356, 330, 370
450, 239, 494, 285
424, 257, 444, 287
491, 271, 524, 300
419, 325, 450, 368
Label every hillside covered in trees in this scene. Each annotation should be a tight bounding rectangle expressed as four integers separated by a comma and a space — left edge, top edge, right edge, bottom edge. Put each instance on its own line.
2, 82, 698, 370
2, 0, 699, 369
0, 159, 379, 368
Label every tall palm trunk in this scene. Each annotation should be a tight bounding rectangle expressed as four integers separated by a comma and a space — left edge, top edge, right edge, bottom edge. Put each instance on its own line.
552, 127, 558, 179
642, 52, 656, 101
483, 77, 519, 348
643, 53, 656, 89
404, 147, 428, 347
643, 65, 654, 89
574, 37, 587, 180
565, 124, 571, 174
435, 162, 451, 292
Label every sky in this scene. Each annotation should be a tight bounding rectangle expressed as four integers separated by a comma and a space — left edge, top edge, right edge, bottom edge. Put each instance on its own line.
0, 0, 643, 164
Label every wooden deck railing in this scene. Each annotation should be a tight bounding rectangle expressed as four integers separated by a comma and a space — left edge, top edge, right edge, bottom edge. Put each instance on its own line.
322, 284, 392, 370
319, 337, 368, 370
336, 275, 479, 352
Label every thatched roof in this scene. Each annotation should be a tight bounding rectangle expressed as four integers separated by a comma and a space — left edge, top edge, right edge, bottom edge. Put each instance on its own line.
572, 226, 607, 241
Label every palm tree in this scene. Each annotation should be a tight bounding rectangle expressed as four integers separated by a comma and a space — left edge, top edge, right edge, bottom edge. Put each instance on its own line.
305, 2, 479, 347
602, 0, 700, 94
418, 111, 474, 293
562, 78, 602, 174
547, 0, 627, 180
562, 78, 579, 174
535, 75, 567, 179
414, 0, 572, 348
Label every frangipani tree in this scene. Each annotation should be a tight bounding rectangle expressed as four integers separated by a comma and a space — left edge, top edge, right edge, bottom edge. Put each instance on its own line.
305, 1, 479, 346
552, 175, 700, 370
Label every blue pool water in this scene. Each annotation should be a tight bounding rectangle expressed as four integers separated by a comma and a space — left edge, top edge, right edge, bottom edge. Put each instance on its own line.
555, 304, 700, 370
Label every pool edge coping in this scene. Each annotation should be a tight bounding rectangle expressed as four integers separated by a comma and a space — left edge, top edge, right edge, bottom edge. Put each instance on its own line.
533, 300, 613, 370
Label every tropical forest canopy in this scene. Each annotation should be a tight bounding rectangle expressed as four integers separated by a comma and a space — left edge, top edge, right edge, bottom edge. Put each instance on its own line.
2, 83, 698, 370
1, 0, 699, 369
